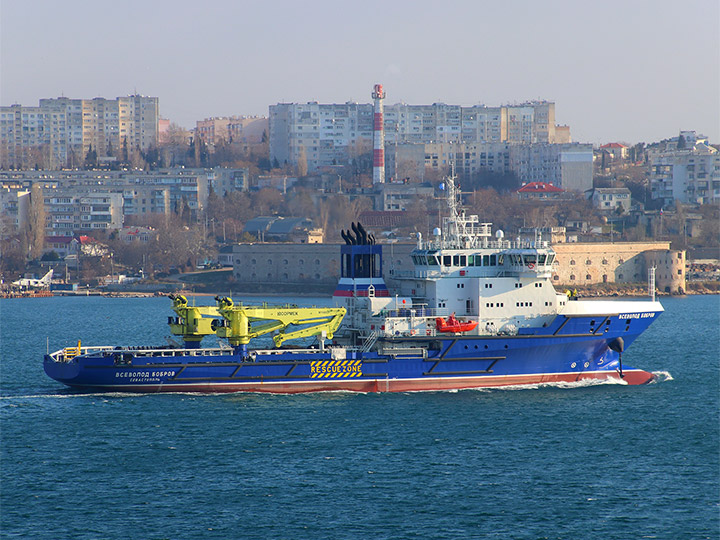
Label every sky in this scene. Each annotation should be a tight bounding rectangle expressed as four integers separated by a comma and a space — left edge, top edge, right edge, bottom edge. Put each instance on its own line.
1, 0, 718, 145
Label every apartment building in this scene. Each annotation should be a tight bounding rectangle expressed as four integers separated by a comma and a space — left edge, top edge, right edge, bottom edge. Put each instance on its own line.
389, 140, 591, 192
269, 102, 373, 171
509, 143, 593, 192
649, 132, 720, 206
43, 190, 124, 236
0, 95, 159, 169
195, 116, 268, 146
0, 167, 248, 234
0, 185, 30, 228
269, 100, 563, 173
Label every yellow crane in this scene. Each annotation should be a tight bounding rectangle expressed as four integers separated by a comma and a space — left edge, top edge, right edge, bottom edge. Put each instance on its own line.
168, 295, 346, 350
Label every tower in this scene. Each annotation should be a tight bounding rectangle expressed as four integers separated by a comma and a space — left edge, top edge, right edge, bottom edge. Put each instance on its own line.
372, 84, 386, 184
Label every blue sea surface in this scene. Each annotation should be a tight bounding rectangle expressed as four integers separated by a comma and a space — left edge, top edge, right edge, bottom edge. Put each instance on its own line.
1, 294, 718, 539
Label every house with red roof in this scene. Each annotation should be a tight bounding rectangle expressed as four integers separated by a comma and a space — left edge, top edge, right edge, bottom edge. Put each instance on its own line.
599, 142, 628, 160
516, 182, 565, 200
44, 236, 79, 258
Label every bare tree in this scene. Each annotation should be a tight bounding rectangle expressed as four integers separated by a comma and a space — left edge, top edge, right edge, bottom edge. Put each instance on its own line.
26, 183, 46, 260
297, 146, 308, 177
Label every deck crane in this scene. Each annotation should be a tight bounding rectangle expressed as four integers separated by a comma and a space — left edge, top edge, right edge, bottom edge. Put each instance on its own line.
168, 295, 346, 356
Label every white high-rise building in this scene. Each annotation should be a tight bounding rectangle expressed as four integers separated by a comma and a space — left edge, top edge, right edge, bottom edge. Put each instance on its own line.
0, 95, 159, 169
270, 99, 562, 173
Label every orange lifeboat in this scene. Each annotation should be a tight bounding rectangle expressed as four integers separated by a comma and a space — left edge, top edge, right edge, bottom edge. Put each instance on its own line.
435, 316, 478, 333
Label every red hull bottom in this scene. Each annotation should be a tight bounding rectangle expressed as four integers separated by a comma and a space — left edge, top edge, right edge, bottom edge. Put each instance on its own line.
91, 369, 656, 394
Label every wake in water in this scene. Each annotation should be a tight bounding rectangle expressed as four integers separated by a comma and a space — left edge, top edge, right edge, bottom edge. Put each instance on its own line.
462, 372, 674, 393
1, 372, 674, 401
650, 370, 674, 383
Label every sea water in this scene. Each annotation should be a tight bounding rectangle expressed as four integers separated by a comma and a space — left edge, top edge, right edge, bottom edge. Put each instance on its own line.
1, 295, 718, 539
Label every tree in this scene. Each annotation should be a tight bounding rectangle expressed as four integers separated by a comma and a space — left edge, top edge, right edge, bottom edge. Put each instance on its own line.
677, 134, 686, 150
84, 144, 98, 169
223, 191, 253, 223
158, 123, 190, 167
26, 183, 46, 260
286, 188, 315, 217
297, 146, 308, 177
121, 136, 129, 164
251, 188, 286, 216
0, 214, 26, 278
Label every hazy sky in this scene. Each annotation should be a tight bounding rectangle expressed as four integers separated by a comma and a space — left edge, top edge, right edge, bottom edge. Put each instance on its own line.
1, 0, 718, 145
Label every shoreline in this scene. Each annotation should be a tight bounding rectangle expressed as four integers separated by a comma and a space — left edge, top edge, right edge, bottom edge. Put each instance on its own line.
4, 284, 717, 300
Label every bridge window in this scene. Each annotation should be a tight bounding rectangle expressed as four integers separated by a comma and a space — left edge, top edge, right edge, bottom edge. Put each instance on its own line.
538, 254, 546, 264
443, 255, 451, 266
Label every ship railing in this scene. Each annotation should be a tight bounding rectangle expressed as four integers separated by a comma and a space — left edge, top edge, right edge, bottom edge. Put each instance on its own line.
418, 239, 551, 251
50, 345, 115, 363
361, 330, 378, 352
380, 307, 449, 318
119, 347, 231, 359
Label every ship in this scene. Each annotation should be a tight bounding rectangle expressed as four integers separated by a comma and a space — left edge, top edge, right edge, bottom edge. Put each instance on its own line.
44, 175, 663, 393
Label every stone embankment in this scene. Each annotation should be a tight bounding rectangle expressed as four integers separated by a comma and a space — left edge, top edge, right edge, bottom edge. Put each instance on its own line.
563, 281, 718, 298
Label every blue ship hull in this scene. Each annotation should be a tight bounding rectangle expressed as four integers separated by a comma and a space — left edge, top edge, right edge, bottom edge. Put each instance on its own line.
44, 312, 660, 393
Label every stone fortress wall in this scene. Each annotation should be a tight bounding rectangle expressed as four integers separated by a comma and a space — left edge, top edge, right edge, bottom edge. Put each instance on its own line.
232, 242, 686, 294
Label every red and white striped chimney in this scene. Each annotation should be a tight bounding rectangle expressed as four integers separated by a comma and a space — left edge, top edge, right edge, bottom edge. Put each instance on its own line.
372, 83, 386, 184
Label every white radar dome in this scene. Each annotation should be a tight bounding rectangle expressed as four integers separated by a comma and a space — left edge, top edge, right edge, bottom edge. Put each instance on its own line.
496, 229, 504, 239
433, 227, 441, 236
